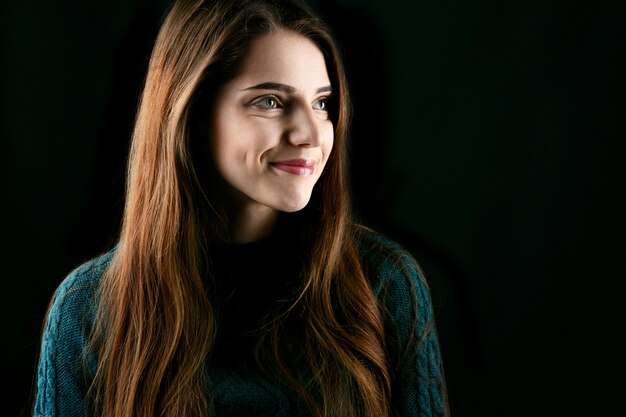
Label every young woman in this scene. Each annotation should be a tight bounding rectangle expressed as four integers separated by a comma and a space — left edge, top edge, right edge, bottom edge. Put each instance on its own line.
34, 0, 448, 416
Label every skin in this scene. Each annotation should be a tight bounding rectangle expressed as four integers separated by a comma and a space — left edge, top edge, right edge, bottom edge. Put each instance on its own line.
209, 30, 334, 243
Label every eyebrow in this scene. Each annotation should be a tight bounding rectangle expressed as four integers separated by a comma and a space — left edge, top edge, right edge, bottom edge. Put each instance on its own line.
242, 82, 332, 94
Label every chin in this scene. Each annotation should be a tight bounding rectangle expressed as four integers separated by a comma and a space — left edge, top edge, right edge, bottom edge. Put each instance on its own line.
275, 194, 312, 213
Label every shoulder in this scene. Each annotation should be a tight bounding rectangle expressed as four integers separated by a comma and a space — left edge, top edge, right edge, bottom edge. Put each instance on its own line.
42, 249, 115, 355
354, 226, 434, 331
355, 226, 428, 296
355, 227, 448, 416
47, 250, 114, 323
35, 250, 116, 416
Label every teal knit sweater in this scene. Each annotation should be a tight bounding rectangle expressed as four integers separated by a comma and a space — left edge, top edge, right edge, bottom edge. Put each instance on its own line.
35, 231, 447, 416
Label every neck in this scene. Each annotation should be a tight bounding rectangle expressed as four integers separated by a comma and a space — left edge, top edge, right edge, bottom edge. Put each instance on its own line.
229, 204, 279, 244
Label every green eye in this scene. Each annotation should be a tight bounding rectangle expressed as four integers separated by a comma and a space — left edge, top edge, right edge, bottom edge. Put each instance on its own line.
314, 97, 329, 111
253, 96, 280, 109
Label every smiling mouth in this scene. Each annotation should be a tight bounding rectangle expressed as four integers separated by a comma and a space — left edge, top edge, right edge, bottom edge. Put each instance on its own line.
269, 159, 316, 176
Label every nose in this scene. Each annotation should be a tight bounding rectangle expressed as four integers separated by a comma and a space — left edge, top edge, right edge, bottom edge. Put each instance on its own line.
286, 104, 322, 147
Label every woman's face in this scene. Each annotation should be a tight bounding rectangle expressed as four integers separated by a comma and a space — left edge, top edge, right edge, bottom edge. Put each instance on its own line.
208, 30, 334, 216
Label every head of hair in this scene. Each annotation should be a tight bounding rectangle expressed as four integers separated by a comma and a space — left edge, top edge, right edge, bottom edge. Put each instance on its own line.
88, 1, 390, 416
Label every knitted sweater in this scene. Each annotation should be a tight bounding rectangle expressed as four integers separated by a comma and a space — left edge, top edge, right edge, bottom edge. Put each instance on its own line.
34, 230, 447, 416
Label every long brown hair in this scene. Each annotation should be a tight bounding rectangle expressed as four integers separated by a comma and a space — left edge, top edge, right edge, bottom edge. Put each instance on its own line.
88, 0, 390, 416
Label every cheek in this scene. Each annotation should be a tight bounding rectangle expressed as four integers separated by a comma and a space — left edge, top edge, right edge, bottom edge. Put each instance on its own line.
321, 125, 335, 161
212, 143, 233, 170
211, 120, 277, 170
249, 123, 280, 150
210, 115, 247, 163
208, 111, 232, 163
209, 128, 232, 168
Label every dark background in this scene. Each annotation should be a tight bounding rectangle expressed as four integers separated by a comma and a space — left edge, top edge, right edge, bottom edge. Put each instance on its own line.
3, 0, 625, 415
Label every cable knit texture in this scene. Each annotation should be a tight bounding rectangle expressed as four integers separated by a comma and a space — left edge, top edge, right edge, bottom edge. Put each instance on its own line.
34, 230, 446, 416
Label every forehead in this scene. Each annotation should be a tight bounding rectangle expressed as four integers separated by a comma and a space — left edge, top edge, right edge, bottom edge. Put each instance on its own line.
233, 30, 331, 90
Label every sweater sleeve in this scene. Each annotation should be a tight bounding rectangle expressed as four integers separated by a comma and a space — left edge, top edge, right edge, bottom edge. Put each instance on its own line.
34, 258, 105, 417
365, 235, 448, 417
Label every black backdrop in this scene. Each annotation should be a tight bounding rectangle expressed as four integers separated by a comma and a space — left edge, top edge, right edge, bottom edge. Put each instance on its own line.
3, 0, 625, 415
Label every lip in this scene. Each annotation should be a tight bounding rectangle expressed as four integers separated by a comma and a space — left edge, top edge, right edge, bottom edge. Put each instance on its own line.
269, 158, 316, 176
